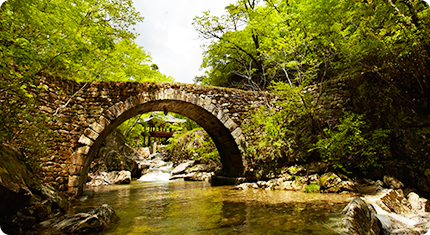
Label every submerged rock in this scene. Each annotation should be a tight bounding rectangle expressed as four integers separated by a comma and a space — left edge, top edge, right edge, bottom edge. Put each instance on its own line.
48, 204, 119, 234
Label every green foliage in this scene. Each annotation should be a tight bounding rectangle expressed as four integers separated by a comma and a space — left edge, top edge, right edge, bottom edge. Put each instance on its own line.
167, 129, 219, 164
241, 81, 315, 179
0, 0, 171, 83
304, 182, 320, 193
0, 0, 172, 163
313, 112, 390, 174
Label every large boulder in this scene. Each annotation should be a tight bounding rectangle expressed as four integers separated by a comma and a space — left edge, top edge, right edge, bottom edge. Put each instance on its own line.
105, 150, 138, 177
105, 171, 131, 185
0, 145, 68, 235
0, 145, 35, 220
343, 197, 382, 235
91, 129, 144, 178
171, 161, 195, 175
361, 189, 430, 234
47, 204, 119, 234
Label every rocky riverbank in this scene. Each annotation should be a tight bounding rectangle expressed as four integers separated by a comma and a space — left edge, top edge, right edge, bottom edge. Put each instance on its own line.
235, 163, 430, 234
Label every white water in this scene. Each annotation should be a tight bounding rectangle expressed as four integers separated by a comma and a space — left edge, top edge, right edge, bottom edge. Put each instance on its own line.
138, 164, 173, 182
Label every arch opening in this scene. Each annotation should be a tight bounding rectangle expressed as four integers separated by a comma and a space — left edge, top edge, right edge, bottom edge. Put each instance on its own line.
71, 99, 245, 195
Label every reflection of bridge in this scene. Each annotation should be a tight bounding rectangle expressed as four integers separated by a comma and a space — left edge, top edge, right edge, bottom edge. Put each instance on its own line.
34, 77, 276, 196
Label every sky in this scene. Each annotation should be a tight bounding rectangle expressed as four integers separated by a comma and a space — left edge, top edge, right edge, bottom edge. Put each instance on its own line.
133, 1, 235, 84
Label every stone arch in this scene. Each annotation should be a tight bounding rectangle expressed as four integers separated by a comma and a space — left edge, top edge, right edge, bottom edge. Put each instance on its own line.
68, 89, 245, 195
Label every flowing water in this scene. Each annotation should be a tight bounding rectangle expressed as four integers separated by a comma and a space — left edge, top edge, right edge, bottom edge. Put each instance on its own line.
72, 177, 353, 235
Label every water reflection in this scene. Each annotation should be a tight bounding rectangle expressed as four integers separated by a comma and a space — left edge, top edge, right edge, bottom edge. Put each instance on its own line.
73, 181, 352, 234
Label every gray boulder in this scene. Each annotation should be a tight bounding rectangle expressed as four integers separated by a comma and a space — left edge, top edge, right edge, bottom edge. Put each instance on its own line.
49, 204, 119, 234
105, 171, 131, 185
171, 161, 195, 175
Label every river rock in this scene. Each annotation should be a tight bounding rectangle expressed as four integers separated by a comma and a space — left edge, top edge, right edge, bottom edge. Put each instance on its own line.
343, 197, 382, 235
184, 172, 214, 181
319, 172, 342, 192
384, 175, 404, 189
49, 204, 119, 234
105, 171, 131, 184
134, 147, 150, 158
171, 161, 195, 175
377, 189, 414, 216
235, 183, 255, 190
408, 192, 430, 213
105, 150, 138, 177
305, 162, 328, 174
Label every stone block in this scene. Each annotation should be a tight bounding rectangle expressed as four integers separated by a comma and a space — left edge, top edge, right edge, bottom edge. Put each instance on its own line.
76, 146, 90, 155
71, 153, 86, 165
78, 135, 94, 146
231, 127, 242, 139
109, 105, 120, 118
128, 95, 139, 108
44, 176, 55, 182
98, 116, 111, 128
69, 165, 83, 175
224, 119, 238, 132
68, 175, 80, 187
115, 102, 127, 116
84, 128, 99, 140
90, 122, 104, 133
103, 109, 116, 120
123, 99, 132, 111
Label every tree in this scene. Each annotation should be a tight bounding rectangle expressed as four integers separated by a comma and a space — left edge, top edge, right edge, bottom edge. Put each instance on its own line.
193, 0, 276, 90
0, 0, 172, 159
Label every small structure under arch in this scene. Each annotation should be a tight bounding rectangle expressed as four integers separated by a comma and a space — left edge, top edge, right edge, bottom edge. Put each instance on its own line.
138, 113, 186, 146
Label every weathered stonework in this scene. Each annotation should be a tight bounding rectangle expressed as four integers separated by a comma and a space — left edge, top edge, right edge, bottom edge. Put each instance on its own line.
32, 76, 277, 196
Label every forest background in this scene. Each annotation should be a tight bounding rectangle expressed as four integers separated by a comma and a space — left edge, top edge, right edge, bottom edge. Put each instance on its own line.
1, 0, 430, 191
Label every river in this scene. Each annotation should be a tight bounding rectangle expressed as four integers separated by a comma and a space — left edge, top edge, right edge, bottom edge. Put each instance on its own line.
71, 179, 353, 234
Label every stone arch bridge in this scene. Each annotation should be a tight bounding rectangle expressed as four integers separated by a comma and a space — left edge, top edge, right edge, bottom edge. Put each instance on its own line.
34, 77, 276, 196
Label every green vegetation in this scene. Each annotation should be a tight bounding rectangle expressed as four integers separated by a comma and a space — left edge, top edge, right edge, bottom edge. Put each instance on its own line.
241, 82, 314, 179
199, 0, 430, 181
313, 112, 390, 175
167, 128, 219, 164
0, 0, 173, 160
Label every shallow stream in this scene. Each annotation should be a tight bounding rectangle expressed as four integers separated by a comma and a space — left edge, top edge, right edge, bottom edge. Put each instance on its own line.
72, 179, 353, 234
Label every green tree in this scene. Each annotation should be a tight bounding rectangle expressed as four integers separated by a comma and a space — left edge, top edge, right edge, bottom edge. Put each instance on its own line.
0, 0, 172, 160
193, 0, 277, 89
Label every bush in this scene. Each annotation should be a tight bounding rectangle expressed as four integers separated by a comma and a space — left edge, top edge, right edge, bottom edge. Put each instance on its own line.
166, 128, 219, 164
241, 82, 316, 180
313, 111, 390, 175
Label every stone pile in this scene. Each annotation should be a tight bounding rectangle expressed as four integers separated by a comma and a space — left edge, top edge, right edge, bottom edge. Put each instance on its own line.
236, 164, 358, 193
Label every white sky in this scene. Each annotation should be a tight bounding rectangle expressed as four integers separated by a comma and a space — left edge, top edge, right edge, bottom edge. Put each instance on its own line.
133, 1, 235, 84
